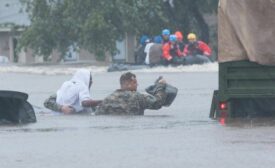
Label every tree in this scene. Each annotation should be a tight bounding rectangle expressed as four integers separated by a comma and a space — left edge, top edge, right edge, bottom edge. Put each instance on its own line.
19, 0, 218, 61
161, 0, 218, 43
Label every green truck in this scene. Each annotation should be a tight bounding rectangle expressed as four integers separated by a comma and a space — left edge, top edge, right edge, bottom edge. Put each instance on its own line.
210, 61, 275, 119
210, 0, 275, 119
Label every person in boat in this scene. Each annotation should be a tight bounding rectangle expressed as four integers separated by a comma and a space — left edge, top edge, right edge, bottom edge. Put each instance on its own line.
95, 72, 168, 115
183, 33, 211, 64
161, 34, 184, 65
161, 29, 170, 43
134, 35, 150, 64
143, 36, 163, 65
175, 31, 185, 52
44, 69, 102, 114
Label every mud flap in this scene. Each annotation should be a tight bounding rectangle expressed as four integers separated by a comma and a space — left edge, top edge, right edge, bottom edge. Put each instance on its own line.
209, 90, 219, 119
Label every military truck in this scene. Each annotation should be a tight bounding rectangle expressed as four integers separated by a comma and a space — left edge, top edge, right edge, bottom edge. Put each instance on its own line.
210, 0, 275, 119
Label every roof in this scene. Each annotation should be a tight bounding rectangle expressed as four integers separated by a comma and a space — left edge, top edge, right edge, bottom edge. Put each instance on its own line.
0, 0, 30, 26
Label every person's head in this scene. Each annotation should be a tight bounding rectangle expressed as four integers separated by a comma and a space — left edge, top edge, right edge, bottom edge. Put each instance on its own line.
140, 35, 149, 46
153, 35, 162, 44
175, 31, 183, 42
169, 34, 177, 44
187, 33, 197, 43
72, 69, 93, 89
162, 29, 170, 40
120, 72, 138, 91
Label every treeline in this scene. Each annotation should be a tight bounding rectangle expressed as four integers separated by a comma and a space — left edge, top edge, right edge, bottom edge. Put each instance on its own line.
19, 0, 218, 61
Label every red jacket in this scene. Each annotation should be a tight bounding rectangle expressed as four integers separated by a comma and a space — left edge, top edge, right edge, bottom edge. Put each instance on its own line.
183, 41, 212, 57
162, 42, 183, 61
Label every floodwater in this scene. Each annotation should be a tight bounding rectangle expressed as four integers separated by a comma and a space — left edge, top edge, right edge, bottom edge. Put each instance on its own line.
0, 64, 275, 168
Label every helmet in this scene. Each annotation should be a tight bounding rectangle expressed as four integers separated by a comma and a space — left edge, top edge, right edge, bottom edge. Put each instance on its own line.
187, 33, 196, 40
162, 29, 170, 36
169, 35, 177, 42
153, 35, 162, 44
175, 31, 183, 41
140, 35, 149, 45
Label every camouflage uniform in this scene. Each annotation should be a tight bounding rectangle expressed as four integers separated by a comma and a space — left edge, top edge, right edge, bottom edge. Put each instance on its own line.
95, 83, 167, 115
44, 94, 62, 112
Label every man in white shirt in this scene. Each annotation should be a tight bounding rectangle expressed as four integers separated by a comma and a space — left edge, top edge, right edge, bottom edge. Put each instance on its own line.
44, 69, 102, 114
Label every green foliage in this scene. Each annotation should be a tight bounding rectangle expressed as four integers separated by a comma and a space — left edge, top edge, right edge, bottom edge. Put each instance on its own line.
19, 0, 218, 61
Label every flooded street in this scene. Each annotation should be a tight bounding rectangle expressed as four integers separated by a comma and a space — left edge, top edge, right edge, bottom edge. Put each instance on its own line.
0, 68, 275, 168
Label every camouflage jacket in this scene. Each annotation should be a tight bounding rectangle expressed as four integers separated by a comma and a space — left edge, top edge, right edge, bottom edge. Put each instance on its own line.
95, 83, 167, 115
44, 94, 62, 112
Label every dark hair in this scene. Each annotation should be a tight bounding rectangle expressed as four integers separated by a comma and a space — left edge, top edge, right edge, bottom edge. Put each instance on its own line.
120, 72, 136, 85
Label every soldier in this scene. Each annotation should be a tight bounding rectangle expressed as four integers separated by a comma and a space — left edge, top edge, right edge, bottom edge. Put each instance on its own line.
95, 72, 167, 115
44, 69, 102, 114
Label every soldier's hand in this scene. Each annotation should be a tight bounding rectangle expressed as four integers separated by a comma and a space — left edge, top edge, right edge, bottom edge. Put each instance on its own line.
60, 105, 75, 114
90, 100, 103, 107
158, 78, 166, 84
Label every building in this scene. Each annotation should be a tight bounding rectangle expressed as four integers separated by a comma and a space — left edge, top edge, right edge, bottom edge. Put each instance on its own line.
0, 0, 135, 64
0, 0, 29, 63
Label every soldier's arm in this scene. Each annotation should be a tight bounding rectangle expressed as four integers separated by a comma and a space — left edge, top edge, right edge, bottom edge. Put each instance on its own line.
44, 94, 75, 114
140, 83, 167, 110
82, 100, 102, 107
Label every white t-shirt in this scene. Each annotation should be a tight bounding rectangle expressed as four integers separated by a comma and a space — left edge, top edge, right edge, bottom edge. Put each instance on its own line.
56, 69, 91, 112
144, 43, 154, 65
